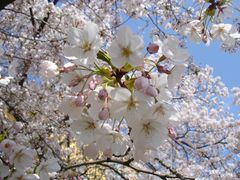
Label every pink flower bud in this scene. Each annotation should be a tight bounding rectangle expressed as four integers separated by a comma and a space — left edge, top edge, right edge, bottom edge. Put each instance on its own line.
147, 43, 159, 54
145, 85, 158, 97
60, 63, 77, 73
168, 128, 177, 139
98, 108, 110, 120
75, 95, 85, 107
89, 80, 97, 90
98, 89, 108, 101
134, 77, 149, 91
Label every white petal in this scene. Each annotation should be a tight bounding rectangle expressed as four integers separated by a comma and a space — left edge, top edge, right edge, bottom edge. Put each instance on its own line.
168, 65, 185, 90
111, 88, 131, 101
63, 47, 81, 59
84, 22, 99, 43
67, 27, 82, 45
116, 27, 132, 47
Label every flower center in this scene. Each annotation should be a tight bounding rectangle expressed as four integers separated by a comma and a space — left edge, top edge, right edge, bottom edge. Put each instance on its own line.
153, 104, 165, 116
127, 96, 137, 110
121, 47, 132, 58
218, 27, 225, 33
142, 122, 151, 135
4, 143, 10, 149
111, 133, 121, 143
86, 121, 96, 130
80, 41, 91, 53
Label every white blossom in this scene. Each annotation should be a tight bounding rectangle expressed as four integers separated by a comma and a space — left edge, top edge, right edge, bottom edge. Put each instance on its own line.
210, 23, 233, 41
108, 27, 144, 68
37, 158, 61, 180
63, 22, 100, 66
39, 60, 59, 78
110, 87, 154, 123
162, 36, 190, 64
9, 147, 36, 172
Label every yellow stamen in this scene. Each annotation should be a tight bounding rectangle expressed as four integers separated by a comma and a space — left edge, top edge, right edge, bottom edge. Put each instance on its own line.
127, 96, 137, 110
80, 41, 91, 53
121, 47, 132, 58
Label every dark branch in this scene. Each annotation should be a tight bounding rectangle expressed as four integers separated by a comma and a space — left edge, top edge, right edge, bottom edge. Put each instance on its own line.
0, 0, 16, 11
64, 158, 181, 179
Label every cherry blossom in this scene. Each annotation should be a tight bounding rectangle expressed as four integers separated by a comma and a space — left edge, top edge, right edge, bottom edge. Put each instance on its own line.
108, 27, 144, 68
37, 158, 61, 179
162, 36, 190, 65
9, 147, 36, 172
0, 0, 239, 179
63, 22, 101, 66
39, 60, 59, 79
210, 23, 233, 41
110, 87, 154, 123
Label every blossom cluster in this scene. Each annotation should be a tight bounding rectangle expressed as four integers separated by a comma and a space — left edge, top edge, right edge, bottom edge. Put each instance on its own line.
0, 0, 240, 179
57, 22, 189, 161
0, 138, 60, 179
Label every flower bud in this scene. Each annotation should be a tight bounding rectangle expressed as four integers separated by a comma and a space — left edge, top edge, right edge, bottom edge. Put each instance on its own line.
98, 108, 110, 120
134, 77, 149, 91
145, 85, 158, 97
60, 62, 77, 73
168, 128, 177, 139
39, 60, 59, 78
147, 43, 159, 54
98, 89, 108, 101
75, 95, 85, 107
89, 80, 97, 90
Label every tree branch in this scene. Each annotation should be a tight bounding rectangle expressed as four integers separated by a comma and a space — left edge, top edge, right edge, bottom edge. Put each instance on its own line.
0, 0, 16, 11
63, 158, 181, 179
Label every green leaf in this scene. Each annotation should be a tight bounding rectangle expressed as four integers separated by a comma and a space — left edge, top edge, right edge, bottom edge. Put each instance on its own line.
102, 76, 117, 87
121, 63, 134, 73
0, 131, 7, 143
124, 78, 136, 92
97, 50, 111, 64
95, 66, 112, 78
205, 7, 216, 17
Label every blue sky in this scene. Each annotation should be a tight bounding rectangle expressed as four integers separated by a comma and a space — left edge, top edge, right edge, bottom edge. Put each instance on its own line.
188, 41, 240, 88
